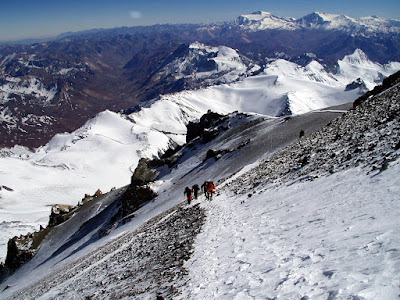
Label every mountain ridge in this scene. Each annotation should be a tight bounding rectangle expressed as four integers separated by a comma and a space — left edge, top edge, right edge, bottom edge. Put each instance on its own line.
237, 11, 400, 34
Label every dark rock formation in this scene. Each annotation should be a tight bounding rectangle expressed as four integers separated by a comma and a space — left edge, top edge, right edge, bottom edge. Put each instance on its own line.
1, 226, 52, 281
5, 237, 36, 270
130, 158, 158, 186
1, 203, 76, 277
186, 110, 226, 143
114, 158, 159, 224
48, 204, 76, 228
353, 70, 400, 107
120, 185, 157, 223
345, 78, 367, 91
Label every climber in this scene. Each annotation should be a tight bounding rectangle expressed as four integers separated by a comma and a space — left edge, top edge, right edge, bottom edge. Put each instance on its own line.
192, 184, 200, 199
184, 186, 193, 204
201, 181, 216, 200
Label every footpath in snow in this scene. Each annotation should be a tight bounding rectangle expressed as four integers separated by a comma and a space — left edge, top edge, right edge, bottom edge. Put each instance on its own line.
180, 161, 400, 299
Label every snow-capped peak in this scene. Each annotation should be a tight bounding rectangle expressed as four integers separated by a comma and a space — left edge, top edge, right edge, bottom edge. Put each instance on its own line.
297, 12, 357, 30
238, 11, 400, 34
155, 42, 260, 86
237, 11, 298, 30
341, 49, 375, 67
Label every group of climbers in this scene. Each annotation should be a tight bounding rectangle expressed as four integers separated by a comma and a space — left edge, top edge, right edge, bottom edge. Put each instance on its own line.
184, 181, 216, 204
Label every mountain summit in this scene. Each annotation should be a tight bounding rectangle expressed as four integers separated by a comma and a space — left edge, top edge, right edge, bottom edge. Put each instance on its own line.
238, 11, 400, 34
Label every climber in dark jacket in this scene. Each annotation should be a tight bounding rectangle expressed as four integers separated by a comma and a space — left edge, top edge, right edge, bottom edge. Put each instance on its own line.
192, 184, 200, 199
184, 187, 193, 204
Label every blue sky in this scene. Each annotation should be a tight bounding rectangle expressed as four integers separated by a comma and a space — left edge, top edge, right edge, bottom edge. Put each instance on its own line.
0, 0, 399, 42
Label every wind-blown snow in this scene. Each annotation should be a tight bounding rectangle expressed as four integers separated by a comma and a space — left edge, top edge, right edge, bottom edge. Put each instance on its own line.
0, 49, 398, 262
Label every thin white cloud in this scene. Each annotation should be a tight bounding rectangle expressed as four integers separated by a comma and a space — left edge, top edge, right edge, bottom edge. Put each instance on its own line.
129, 11, 142, 19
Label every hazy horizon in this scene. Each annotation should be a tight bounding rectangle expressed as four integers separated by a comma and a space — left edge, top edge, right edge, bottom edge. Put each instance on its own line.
1, 0, 399, 43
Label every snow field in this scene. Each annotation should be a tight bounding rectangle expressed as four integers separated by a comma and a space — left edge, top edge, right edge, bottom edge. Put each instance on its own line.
180, 162, 400, 299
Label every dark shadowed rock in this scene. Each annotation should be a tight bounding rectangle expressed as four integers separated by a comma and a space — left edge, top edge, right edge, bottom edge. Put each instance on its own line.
186, 110, 226, 143
120, 185, 157, 222
48, 204, 75, 228
131, 158, 158, 186
1, 226, 52, 280
345, 78, 367, 91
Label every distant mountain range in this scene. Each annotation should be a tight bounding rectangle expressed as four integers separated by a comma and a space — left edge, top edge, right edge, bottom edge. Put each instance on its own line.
237, 11, 400, 34
1, 11, 400, 148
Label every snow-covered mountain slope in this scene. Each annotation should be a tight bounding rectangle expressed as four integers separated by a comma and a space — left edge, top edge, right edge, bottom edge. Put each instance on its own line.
182, 75, 400, 300
238, 11, 400, 35
0, 109, 177, 262
148, 42, 261, 87
263, 49, 400, 114
159, 48, 398, 116
182, 162, 400, 299
1, 71, 399, 299
237, 11, 298, 31
0, 106, 354, 299
0, 49, 398, 263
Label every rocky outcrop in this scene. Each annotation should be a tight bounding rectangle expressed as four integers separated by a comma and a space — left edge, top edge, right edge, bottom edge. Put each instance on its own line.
1, 203, 75, 280
1, 188, 114, 283
5, 236, 36, 270
81, 188, 109, 204
186, 110, 227, 143
120, 185, 157, 223
353, 70, 400, 107
0, 185, 13, 192
1, 226, 52, 281
48, 204, 76, 228
130, 159, 158, 186
345, 78, 367, 91
113, 159, 159, 224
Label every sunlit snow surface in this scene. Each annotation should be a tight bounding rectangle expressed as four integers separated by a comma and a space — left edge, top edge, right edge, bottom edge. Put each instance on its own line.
239, 11, 400, 34
2, 144, 399, 299
179, 162, 400, 299
0, 49, 399, 262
